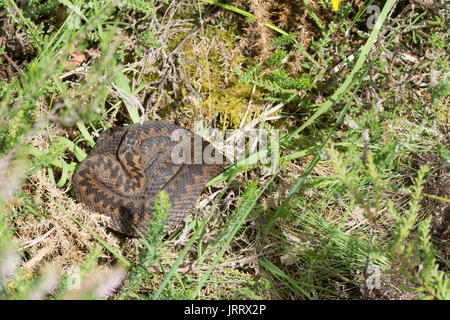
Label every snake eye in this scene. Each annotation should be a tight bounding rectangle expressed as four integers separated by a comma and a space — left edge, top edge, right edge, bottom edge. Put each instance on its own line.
95, 126, 126, 147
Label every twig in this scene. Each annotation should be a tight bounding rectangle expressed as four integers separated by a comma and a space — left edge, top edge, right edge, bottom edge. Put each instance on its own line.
239, 84, 256, 129
19, 228, 55, 250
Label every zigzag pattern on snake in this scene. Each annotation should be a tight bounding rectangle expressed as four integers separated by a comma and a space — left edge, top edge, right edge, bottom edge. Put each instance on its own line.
73, 121, 225, 237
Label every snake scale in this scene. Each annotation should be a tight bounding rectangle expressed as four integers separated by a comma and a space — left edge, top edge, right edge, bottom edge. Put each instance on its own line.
73, 121, 225, 237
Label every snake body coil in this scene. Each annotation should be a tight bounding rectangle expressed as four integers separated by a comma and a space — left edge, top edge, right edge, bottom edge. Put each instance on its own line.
73, 121, 225, 237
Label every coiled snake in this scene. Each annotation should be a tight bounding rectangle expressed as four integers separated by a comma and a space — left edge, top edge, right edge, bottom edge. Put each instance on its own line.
73, 121, 225, 237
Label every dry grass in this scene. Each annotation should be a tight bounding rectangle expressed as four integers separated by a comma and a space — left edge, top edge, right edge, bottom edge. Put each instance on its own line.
15, 169, 120, 274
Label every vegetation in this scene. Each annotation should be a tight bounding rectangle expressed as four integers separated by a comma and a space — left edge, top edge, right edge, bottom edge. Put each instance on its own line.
0, 0, 448, 300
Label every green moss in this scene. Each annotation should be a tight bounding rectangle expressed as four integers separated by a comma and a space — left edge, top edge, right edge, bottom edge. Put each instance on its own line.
181, 23, 260, 129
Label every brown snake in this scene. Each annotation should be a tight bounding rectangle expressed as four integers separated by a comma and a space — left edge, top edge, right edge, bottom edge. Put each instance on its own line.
73, 121, 225, 237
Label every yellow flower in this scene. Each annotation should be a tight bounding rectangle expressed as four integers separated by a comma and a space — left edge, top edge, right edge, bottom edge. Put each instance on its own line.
331, 0, 343, 11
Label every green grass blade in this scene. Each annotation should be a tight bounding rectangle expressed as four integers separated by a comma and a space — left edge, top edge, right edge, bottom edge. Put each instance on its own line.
280, 0, 395, 146
24, 145, 78, 173
200, 0, 289, 36
302, 0, 324, 31
56, 159, 69, 187
54, 136, 88, 162
152, 168, 239, 299
192, 175, 276, 298
263, 80, 362, 237
114, 70, 141, 124
7, 0, 43, 51
259, 260, 314, 299
76, 121, 96, 148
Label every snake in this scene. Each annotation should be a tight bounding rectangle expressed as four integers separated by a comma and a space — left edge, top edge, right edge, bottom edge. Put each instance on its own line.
73, 121, 225, 237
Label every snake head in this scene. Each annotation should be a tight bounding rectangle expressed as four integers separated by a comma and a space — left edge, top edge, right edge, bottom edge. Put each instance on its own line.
91, 126, 128, 156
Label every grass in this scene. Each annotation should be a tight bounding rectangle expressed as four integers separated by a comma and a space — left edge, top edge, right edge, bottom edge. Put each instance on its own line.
0, 0, 448, 300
